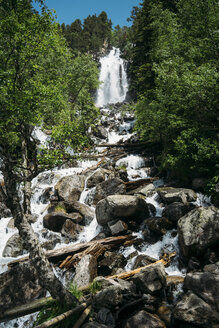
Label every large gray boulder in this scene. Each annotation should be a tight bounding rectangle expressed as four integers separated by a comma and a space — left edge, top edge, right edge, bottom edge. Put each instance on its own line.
124, 310, 166, 328
61, 219, 83, 240
157, 187, 197, 204
177, 206, 219, 259
43, 212, 77, 232
131, 262, 166, 294
174, 291, 219, 327
55, 174, 85, 202
95, 195, 149, 226
93, 285, 123, 309
184, 271, 219, 311
87, 169, 111, 188
163, 202, 192, 222
93, 178, 126, 204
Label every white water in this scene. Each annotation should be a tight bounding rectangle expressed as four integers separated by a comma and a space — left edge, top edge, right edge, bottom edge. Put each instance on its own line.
96, 47, 128, 107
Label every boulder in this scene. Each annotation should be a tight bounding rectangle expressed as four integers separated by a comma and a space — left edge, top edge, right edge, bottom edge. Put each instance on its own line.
93, 178, 126, 204
0, 262, 46, 311
184, 271, 219, 311
131, 262, 166, 294
133, 254, 157, 269
93, 126, 108, 139
96, 308, 115, 327
61, 219, 83, 240
108, 220, 128, 236
94, 277, 136, 294
43, 212, 77, 232
87, 169, 110, 188
163, 202, 192, 222
82, 323, 110, 328
177, 206, 219, 259
173, 291, 219, 327
93, 285, 123, 310
96, 195, 149, 226
98, 251, 127, 276
73, 254, 97, 288
124, 310, 166, 328
138, 183, 156, 197
144, 217, 173, 236
157, 187, 197, 204
2, 233, 24, 257
55, 174, 85, 202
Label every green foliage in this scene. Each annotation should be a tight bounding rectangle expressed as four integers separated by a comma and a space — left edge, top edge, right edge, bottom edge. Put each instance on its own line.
88, 280, 102, 295
131, 0, 219, 187
68, 282, 83, 300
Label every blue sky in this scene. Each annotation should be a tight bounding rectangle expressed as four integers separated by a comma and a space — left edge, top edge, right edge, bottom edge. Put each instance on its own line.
34, 0, 141, 27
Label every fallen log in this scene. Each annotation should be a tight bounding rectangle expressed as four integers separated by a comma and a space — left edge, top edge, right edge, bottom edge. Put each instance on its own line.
72, 305, 92, 328
8, 235, 138, 267
34, 300, 91, 328
0, 296, 55, 322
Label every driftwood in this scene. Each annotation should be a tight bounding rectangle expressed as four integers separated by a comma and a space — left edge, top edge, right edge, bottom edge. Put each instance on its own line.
34, 301, 91, 328
8, 235, 138, 267
72, 305, 92, 328
124, 178, 159, 192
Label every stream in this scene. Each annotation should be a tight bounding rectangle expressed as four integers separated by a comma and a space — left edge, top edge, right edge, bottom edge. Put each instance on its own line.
0, 47, 211, 327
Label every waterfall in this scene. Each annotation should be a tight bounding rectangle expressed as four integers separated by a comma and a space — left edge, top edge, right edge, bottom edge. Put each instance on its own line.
96, 47, 128, 107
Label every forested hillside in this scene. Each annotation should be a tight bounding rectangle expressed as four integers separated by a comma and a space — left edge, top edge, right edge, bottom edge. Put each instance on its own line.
119, 0, 218, 202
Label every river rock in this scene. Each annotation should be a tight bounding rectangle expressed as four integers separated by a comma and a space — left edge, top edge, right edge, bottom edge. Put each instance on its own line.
108, 220, 128, 235
173, 291, 219, 327
93, 285, 123, 309
94, 277, 136, 294
73, 254, 97, 288
138, 183, 156, 197
133, 254, 157, 269
43, 212, 79, 232
87, 169, 112, 188
0, 262, 45, 311
2, 233, 24, 257
162, 202, 192, 222
93, 126, 108, 139
131, 262, 166, 294
96, 308, 115, 327
144, 217, 173, 236
177, 206, 219, 259
183, 271, 219, 311
61, 219, 83, 240
124, 310, 166, 328
93, 178, 126, 204
157, 187, 197, 204
96, 195, 149, 226
98, 251, 127, 276
55, 174, 85, 202
82, 323, 110, 328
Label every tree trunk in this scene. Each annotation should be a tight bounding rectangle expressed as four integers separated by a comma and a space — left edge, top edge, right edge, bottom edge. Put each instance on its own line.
2, 159, 77, 306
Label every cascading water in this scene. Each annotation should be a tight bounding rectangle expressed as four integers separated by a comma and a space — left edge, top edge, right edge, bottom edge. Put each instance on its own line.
96, 47, 128, 107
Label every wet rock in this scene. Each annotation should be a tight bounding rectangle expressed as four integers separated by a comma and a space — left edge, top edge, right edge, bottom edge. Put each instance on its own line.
73, 254, 97, 288
2, 233, 24, 257
143, 167, 159, 177
94, 277, 136, 294
124, 310, 166, 328
61, 219, 83, 240
163, 202, 192, 223
131, 262, 166, 294
93, 285, 123, 309
93, 178, 126, 204
144, 217, 173, 236
192, 178, 207, 191
157, 187, 197, 204
133, 254, 157, 269
96, 195, 149, 226
177, 206, 219, 259
204, 262, 219, 274
87, 169, 112, 188
138, 183, 156, 197
0, 202, 11, 219
117, 169, 129, 182
108, 220, 128, 235
43, 212, 78, 232
173, 291, 219, 327
55, 174, 85, 202
0, 262, 46, 311
184, 271, 219, 311
93, 126, 108, 139
98, 251, 127, 276
157, 304, 172, 326
96, 308, 115, 327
